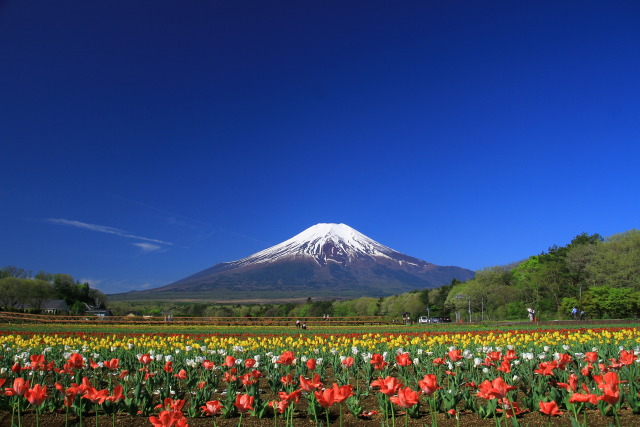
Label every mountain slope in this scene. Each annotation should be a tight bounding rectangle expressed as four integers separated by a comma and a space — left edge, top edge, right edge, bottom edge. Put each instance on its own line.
118, 223, 474, 301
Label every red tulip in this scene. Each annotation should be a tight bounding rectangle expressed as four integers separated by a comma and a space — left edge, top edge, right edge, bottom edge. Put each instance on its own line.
68, 353, 84, 369
371, 376, 403, 396
29, 354, 47, 371
306, 358, 317, 371
417, 374, 442, 396
390, 386, 421, 408
581, 362, 593, 376
223, 355, 236, 368
299, 374, 322, 392
370, 353, 388, 370
341, 356, 354, 368
539, 400, 563, 416
103, 358, 120, 370
496, 360, 512, 373
240, 373, 258, 386
106, 385, 124, 403
597, 371, 621, 405
234, 394, 254, 413
396, 352, 412, 366
149, 410, 186, 427
174, 369, 187, 380
501, 398, 524, 418
504, 350, 518, 363
585, 351, 599, 363
617, 349, 638, 366
202, 360, 215, 370
24, 383, 48, 406
314, 383, 352, 408
569, 392, 599, 405
139, 354, 152, 365
314, 387, 338, 409
5, 378, 30, 396
334, 383, 353, 403
271, 399, 290, 414
76, 377, 92, 394
278, 389, 302, 403
82, 387, 109, 404
487, 351, 502, 362
557, 353, 572, 369
276, 351, 296, 365
448, 349, 463, 362
534, 361, 557, 376
201, 400, 222, 416
556, 373, 578, 393
476, 377, 516, 400
244, 358, 256, 368
55, 383, 78, 407
156, 398, 186, 412
280, 374, 295, 386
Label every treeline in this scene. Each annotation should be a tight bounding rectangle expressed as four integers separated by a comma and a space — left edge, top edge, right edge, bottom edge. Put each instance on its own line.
0, 267, 107, 314
6, 229, 639, 321
108, 288, 452, 321
446, 229, 640, 321
109, 230, 640, 322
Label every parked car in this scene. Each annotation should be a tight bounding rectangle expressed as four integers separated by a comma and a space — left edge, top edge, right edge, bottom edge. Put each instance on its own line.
418, 316, 429, 324
426, 316, 452, 323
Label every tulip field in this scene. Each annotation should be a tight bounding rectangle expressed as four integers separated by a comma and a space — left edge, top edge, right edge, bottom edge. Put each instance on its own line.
0, 323, 639, 426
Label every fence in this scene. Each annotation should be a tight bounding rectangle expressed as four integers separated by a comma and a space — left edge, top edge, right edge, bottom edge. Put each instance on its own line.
0, 311, 386, 326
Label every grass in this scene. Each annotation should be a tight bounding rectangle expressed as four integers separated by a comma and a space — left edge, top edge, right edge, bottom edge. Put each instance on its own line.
1, 320, 638, 336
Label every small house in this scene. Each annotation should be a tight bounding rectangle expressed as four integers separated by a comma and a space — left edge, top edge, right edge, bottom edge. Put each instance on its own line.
42, 300, 69, 314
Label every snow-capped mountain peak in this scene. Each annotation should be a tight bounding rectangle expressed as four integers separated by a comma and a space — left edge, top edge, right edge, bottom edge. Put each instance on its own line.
141, 222, 476, 300
226, 223, 396, 267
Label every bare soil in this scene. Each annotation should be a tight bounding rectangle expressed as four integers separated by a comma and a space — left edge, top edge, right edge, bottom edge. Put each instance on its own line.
1, 409, 636, 426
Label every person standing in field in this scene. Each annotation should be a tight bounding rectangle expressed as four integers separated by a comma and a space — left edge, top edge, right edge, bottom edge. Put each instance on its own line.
527, 308, 534, 322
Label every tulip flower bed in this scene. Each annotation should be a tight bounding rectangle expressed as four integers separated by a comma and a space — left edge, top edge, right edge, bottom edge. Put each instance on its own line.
0, 325, 638, 426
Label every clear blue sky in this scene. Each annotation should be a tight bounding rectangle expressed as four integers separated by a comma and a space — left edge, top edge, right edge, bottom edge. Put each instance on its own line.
2, 1, 639, 294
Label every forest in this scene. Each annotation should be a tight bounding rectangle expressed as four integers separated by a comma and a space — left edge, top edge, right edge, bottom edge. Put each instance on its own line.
2, 229, 639, 321
0, 268, 107, 313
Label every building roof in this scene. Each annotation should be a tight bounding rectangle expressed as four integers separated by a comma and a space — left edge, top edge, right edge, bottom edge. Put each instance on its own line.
42, 299, 69, 310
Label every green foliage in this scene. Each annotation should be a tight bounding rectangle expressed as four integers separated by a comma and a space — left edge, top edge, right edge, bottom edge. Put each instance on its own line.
580, 286, 640, 319
585, 230, 640, 289
2, 229, 636, 322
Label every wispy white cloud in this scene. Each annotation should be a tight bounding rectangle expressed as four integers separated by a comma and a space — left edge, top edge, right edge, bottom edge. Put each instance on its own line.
78, 277, 104, 287
46, 218, 172, 246
133, 242, 163, 253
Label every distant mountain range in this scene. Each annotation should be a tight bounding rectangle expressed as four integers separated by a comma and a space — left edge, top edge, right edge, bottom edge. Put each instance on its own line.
113, 223, 474, 302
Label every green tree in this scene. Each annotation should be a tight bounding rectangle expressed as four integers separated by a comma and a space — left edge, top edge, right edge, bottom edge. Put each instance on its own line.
354, 297, 379, 316
581, 286, 637, 319
1, 266, 28, 279
53, 274, 76, 304
585, 230, 640, 289
0, 277, 20, 309
24, 279, 53, 311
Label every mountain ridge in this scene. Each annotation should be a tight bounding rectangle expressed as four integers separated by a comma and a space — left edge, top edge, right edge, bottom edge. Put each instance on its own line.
114, 223, 474, 301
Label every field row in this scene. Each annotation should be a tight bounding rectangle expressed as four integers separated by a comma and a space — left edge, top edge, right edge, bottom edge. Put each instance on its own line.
0, 324, 638, 426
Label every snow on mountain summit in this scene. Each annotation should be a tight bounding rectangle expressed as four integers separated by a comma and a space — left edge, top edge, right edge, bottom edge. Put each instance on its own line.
141, 222, 476, 299
226, 223, 397, 267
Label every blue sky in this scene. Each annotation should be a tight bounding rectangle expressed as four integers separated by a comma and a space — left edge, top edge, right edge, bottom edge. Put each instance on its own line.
1, 1, 639, 294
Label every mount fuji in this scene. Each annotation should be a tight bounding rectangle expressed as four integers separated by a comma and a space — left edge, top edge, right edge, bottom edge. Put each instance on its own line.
119, 223, 474, 301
